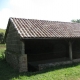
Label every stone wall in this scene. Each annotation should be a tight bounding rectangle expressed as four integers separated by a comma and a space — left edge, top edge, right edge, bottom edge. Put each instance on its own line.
6, 22, 22, 54
5, 21, 27, 72
5, 51, 27, 72
5, 51, 19, 70
19, 54, 27, 72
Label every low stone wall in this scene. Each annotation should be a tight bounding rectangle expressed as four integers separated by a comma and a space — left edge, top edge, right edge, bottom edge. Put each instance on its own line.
5, 51, 27, 72
38, 59, 80, 71
5, 50, 80, 72
73, 58, 80, 63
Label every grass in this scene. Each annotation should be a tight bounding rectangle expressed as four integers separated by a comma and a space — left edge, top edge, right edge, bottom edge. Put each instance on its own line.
0, 44, 6, 58
1, 44, 80, 80
0, 29, 5, 34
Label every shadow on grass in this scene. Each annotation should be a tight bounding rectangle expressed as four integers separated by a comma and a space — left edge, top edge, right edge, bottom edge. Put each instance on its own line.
0, 57, 80, 80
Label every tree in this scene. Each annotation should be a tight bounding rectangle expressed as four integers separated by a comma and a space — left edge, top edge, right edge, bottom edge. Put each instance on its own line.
71, 19, 80, 23
0, 33, 4, 43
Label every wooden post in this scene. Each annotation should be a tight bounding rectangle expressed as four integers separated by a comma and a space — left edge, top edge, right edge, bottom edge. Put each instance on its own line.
22, 42, 25, 54
69, 41, 72, 60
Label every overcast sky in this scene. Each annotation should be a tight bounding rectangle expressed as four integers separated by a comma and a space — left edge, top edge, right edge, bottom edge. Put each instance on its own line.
0, 0, 80, 29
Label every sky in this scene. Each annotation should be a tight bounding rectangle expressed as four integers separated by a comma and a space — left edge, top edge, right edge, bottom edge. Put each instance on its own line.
0, 0, 80, 29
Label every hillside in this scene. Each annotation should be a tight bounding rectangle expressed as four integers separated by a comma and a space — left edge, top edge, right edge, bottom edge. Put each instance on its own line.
0, 29, 6, 34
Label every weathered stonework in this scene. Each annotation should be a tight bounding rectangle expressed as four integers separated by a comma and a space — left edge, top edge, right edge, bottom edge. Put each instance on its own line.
5, 51, 19, 69
5, 21, 28, 72
5, 51, 28, 72
19, 54, 27, 72
38, 59, 80, 71
6, 23, 22, 54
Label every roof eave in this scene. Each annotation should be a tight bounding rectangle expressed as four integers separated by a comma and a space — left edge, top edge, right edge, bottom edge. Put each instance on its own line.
20, 37, 80, 40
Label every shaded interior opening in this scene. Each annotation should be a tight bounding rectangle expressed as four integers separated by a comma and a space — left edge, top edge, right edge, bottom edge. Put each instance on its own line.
24, 39, 69, 71
73, 40, 80, 59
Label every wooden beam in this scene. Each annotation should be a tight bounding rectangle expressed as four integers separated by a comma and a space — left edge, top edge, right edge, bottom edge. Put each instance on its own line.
69, 41, 72, 60
22, 42, 25, 54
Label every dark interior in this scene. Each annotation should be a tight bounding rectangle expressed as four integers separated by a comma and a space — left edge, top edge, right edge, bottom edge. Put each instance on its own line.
73, 40, 80, 59
23, 39, 80, 71
24, 39, 69, 62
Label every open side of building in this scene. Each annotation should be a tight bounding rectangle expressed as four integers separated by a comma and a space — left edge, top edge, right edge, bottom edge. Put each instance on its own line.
5, 17, 80, 72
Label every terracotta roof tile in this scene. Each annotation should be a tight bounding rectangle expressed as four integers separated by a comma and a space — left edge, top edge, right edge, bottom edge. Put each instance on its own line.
10, 17, 80, 38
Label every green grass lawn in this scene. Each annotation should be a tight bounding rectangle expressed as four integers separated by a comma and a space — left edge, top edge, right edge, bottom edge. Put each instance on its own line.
1, 44, 80, 80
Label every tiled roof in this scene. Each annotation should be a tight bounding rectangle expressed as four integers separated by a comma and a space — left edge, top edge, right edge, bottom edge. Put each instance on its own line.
9, 17, 80, 38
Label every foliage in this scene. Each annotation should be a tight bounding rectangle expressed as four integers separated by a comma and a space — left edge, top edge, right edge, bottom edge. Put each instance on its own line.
0, 44, 6, 57
0, 29, 5, 43
71, 19, 80, 23
0, 33, 4, 43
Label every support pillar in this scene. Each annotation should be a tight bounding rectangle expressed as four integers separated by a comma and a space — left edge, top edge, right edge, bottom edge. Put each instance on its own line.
22, 42, 25, 54
19, 42, 28, 72
69, 41, 73, 60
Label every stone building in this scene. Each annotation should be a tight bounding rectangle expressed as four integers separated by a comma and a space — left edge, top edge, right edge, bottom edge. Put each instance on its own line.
5, 17, 80, 72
